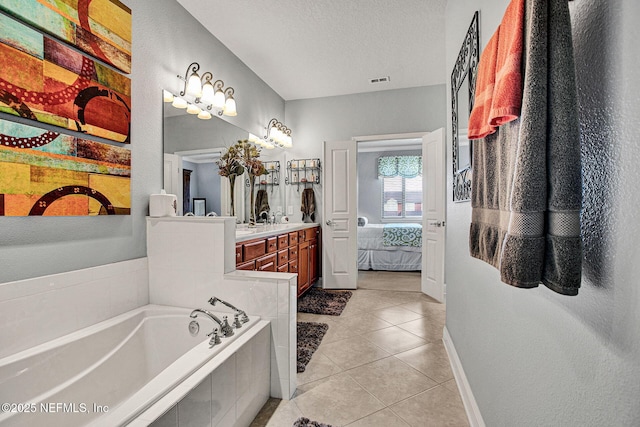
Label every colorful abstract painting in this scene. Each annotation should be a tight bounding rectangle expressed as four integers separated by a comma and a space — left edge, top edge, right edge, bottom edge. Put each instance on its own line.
0, 118, 130, 216
0, 0, 131, 73
0, 13, 131, 143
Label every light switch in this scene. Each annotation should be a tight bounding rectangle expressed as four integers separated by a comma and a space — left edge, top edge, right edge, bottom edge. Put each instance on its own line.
287, 205, 294, 215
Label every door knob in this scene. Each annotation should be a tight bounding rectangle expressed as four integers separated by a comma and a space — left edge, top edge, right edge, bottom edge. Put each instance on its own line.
325, 220, 333, 226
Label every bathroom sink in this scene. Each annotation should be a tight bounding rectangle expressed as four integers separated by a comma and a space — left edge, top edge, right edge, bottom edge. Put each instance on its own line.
235, 229, 256, 236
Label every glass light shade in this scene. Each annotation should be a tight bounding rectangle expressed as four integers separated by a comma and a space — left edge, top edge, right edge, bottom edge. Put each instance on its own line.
283, 135, 293, 147
186, 103, 201, 115
213, 89, 226, 109
171, 96, 188, 108
223, 97, 237, 116
201, 82, 215, 104
186, 72, 202, 97
163, 90, 174, 103
268, 125, 278, 141
197, 110, 212, 120
248, 133, 261, 145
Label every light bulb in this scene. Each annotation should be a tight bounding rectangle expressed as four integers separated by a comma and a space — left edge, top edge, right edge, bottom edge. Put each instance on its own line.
212, 89, 226, 109
198, 110, 212, 120
186, 72, 202, 97
186, 103, 201, 115
201, 82, 215, 104
172, 96, 188, 109
223, 97, 237, 116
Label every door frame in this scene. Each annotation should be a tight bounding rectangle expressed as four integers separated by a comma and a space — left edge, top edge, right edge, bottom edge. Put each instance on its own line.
352, 131, 446, 296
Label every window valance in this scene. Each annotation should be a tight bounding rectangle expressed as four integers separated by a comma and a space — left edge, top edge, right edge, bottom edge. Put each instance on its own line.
378, 156, 422, 178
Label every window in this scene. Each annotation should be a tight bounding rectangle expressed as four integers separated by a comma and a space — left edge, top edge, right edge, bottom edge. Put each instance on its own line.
378, 156, 422, 218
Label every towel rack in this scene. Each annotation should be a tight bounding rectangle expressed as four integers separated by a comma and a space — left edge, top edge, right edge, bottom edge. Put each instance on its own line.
286, 158, 321, 192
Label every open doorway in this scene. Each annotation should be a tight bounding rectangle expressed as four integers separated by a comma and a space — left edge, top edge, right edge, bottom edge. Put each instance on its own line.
355, 133, 426, 293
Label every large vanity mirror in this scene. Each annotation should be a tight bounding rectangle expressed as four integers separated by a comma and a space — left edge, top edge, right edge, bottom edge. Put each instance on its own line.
451, 11, 479, 202
163, 97, 286, 220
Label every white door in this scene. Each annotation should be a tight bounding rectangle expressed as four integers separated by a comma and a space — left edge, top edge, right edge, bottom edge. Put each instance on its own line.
322, 140, 358, 289
422, 128, 446, 302
163, 153, 183, 215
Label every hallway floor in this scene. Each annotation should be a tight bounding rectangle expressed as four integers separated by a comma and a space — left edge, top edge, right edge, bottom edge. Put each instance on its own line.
253, 271, 469, 427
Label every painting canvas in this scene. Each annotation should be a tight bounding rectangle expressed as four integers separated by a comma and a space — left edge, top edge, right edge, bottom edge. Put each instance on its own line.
0, 118, 131, 216
0, 0, 131, 73
0, 13, 131, 143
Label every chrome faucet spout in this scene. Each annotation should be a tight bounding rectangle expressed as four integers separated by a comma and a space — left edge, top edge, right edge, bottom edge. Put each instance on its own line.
190, 309, 234, 337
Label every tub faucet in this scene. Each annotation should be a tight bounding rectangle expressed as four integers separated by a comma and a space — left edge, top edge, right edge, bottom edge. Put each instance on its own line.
190, 309, 234, 337
208, 297, 250, 324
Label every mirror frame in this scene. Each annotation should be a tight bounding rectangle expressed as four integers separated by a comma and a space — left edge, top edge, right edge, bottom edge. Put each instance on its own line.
451, 11, 479, 202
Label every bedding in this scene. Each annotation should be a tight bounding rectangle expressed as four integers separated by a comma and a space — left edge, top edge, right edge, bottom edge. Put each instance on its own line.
358, 223, 422, 271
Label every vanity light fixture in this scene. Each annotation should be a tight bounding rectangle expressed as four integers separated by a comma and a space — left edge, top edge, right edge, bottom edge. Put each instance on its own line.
172, 62, 239, 119
261, 118, 293, 149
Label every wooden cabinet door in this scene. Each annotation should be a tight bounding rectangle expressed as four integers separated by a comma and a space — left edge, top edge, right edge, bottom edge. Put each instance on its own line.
298, 240, 310, 295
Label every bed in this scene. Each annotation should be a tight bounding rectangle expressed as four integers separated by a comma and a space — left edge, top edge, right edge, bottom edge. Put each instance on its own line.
357, 223, 422, 271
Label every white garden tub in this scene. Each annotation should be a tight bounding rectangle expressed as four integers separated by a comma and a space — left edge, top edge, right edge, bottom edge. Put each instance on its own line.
0, 305, 261, 427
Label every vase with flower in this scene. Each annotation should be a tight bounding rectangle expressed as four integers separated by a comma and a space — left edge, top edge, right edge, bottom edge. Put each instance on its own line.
216, 142, 245, 218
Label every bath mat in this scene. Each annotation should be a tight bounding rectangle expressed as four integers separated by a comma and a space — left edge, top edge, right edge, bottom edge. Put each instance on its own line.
297, 322, 329, 373
293, 417, 335, 427
297, 288, 353, 316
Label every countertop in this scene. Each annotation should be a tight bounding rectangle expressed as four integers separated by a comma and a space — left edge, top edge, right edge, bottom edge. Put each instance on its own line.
235, 222, 319, 242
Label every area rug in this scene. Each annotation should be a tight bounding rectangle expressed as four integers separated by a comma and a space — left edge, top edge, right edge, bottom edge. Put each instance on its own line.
293, 417, 335, 427
297, 288, 353, 316
297, 321, 329, 373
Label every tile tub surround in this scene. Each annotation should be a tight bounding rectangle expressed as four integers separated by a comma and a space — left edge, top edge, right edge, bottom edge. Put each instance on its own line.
258, 275, 469, 427
139, 320, 271, 427
0, 258, 149, 358
147, 217, 298, 399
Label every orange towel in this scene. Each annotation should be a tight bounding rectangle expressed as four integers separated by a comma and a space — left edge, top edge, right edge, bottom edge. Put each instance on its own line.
489, 0, 525, 126
468, 29, 500, 140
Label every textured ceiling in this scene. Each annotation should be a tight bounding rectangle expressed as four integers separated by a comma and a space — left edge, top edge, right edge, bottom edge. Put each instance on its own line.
176, 0, 447, 101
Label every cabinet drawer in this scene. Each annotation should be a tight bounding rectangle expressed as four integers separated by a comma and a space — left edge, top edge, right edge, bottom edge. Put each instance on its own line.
277, 263, 289, 273
256, 252, 277, 271
267, 237, 278, 253
288, 231, 299, 246
235, 244, 243, 263
277, 234, 289, 249
277, 249, 289, 266
305, 227, 317, 242
244, 239, 266, 261
289, 246, 298, 261
237, 260, 255, 271
289, 259, 298, 273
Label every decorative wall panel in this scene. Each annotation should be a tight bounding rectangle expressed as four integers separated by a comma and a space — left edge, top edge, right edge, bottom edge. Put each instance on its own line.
0, 13, 131, 143
0, 118, 130, 216
0, 0, 131, 73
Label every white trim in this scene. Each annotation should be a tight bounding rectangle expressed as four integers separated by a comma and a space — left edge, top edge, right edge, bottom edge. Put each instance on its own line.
443, 326, 486, 427
353, 131, 428, 142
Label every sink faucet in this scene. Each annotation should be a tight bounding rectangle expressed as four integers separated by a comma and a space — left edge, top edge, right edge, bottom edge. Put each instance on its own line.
208, 297, 250, 324
190, 309, 234, 337
273, 210, 283, 224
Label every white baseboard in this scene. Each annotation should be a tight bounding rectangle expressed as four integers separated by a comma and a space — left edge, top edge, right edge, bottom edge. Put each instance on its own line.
442, 326, 486, 427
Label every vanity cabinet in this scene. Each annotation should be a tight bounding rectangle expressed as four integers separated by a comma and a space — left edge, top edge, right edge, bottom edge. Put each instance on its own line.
236, 225, 320, 296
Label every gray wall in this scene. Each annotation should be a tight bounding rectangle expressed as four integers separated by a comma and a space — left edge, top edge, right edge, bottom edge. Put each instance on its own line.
0, 0, 284, 283
285, 85, 446, 223
357, 149, 421, 223
445, 1, 640, 425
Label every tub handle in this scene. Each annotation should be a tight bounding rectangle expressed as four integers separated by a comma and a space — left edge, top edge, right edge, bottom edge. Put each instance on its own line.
188, 320, 200, 336
233, 313, 243, 329
207, 329, 221, 346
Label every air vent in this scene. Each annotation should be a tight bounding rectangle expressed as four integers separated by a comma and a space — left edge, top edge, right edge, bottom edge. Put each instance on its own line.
369, 76, 391, 84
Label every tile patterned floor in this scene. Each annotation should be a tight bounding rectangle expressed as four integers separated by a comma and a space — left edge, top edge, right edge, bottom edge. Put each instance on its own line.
251, 271, 469, 427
